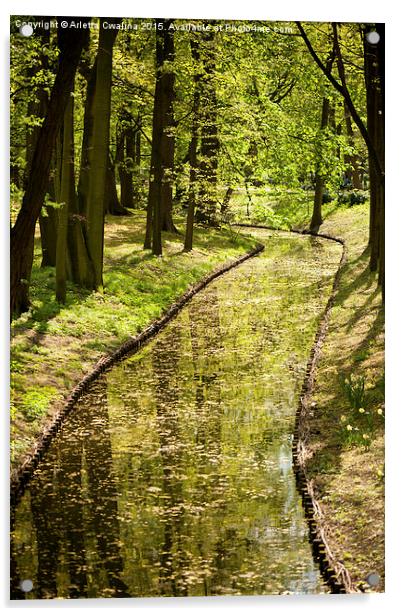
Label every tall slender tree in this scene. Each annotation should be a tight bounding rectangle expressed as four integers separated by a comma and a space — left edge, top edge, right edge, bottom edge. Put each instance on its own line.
297, 21, 385, 299
197, 30, 219, 225
10, 18, 89, 316
55, 95, 74, 303
144, 19, 176, 254
184, 38, 201, 252
310, 96, 331, 232
85, 19, 121, 289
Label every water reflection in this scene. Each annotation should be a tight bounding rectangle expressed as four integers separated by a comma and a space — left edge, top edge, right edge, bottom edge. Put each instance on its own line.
11, 231, 342, 598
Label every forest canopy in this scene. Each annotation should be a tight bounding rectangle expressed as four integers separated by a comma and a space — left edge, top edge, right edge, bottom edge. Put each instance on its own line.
10, 17, 384, 315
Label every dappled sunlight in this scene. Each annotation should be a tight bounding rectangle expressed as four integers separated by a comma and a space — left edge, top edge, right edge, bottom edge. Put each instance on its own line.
11, 230, 342, 598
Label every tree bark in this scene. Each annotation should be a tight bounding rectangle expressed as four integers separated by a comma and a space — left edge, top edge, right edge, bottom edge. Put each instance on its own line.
56, 95, 74, 303
197, 31, 219, 225
10, 19, 89, 316
85, 20, 120, 289
22, 24, 58, 268
364, 24, 385, 289
310, 97, 330, 232
159, 26, 177, 233
116, 124, 133, 210
105, 150, 129, 215
184, 39, 201, 252
145, 19, 176, 254
123, 126, 135, 210
343, 102, 363, 189
77, 57, 97, 216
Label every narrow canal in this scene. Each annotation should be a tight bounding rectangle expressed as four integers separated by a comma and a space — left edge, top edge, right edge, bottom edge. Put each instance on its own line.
11, 229, 342, 599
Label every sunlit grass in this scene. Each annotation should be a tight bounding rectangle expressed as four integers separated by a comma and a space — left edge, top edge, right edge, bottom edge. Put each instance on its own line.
10, 212, 257, 469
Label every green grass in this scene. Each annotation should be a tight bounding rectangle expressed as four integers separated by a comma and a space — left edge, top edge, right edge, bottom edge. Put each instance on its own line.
300, 202, 385, 590
227, 185, 368, 230
21, 386, 60, 422
10, 212, 257, 470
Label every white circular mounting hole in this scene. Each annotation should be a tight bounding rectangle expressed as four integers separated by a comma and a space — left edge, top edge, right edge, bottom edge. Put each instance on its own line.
19, 24, 34, 37
19, 579, 34, 592
366, 31, 380, 45
366, 572, 380, 587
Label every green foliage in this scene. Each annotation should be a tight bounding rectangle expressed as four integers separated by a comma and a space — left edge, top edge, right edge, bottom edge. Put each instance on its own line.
339, 405, 384, 449
21, 386, 58, 422
338, 190, 368, 207
250, 203, 291, 229
339, 373, 384, 449
341, 373, 366, 410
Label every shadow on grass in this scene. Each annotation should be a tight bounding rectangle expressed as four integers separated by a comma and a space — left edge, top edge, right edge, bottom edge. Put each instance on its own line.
305, 261, 384, 483
12, 266, 93, 341
333, 247, 379, 310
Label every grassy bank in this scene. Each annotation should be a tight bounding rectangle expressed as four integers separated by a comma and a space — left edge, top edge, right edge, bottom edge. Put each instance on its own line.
303, 204, 385, 591
231, 191, 384, 591
10, 212, 256, 473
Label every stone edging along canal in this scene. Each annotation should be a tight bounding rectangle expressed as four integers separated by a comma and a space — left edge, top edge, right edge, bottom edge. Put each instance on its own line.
10, 224, 356, 594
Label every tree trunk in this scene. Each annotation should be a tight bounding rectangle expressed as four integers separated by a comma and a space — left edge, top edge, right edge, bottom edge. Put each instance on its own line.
39, 206, 58, 267
160, 26, 177, 233
116, 125, 131, 209
151, 28, 164, 256
133, 116, 142, 205
135, 119, 141, 167
77, 57, 97, 216
145, 19, 176, 254
197, 31, 219, 225
10, 19, 89, 316
364, 24, 385, 290
343, 102, 363, 189
123, 126, 135, 209
105, 151, 129, 215
22, 25, 58, 268
85, 20, 120, 289
375, 24, 385, 299
310, 97, 330, 232
66, 128, 95, 288
221, 186, 234, 217
56, 96, 74, 303
184, 39, 201, 252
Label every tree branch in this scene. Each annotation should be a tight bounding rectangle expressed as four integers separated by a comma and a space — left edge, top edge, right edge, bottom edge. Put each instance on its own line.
296, 21, 383, 178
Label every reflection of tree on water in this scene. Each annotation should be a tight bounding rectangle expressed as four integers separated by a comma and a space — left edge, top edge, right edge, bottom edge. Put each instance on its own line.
32, 417, 87, 598
152, 323, 186, 595
150, 289, 227, 597
83, 377, 129, 597
189, 287, 223, 456
12, 376, 128, 599
188, 288, 230, 594
10, 515, 25, 599
11, 234, 333, 598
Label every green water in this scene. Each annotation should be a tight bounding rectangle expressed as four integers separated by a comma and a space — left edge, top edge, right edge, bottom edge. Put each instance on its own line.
11, 230, 342, 599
